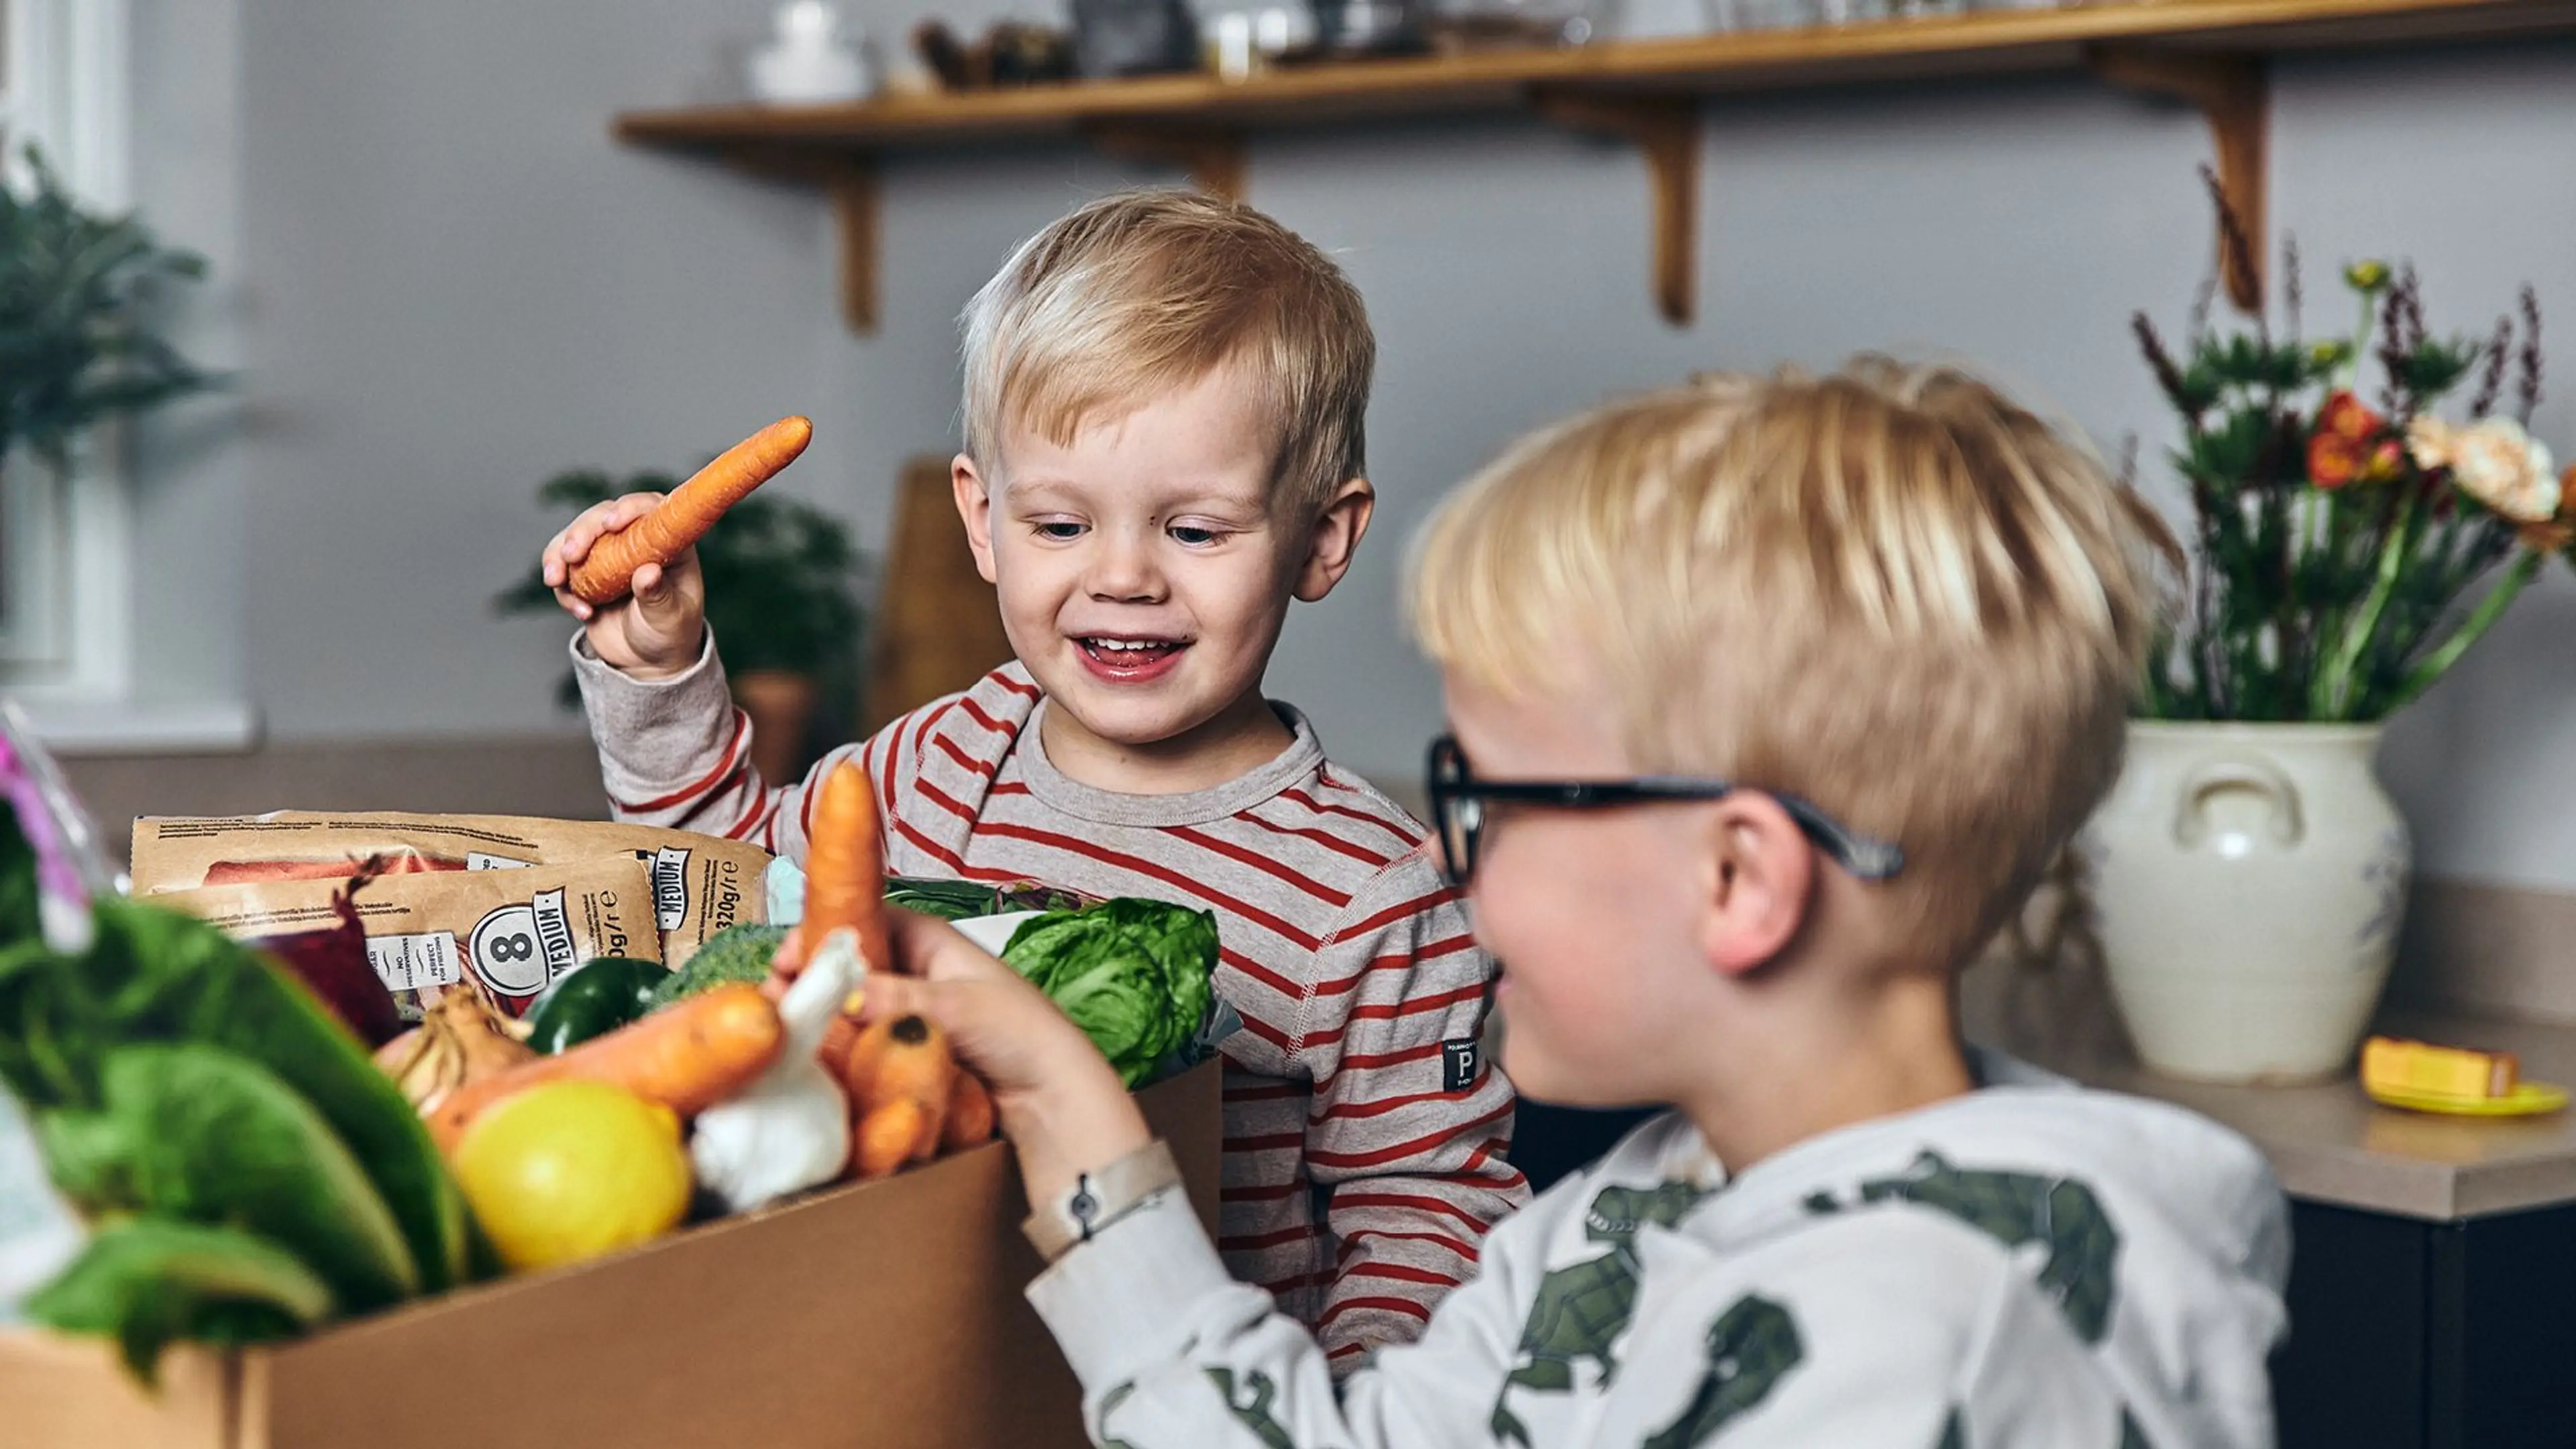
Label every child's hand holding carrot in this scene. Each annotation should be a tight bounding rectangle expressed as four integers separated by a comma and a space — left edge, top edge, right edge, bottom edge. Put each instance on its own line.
542, 492, 709, 680
538, 415, 813, 681
859, 908, 1148, 1209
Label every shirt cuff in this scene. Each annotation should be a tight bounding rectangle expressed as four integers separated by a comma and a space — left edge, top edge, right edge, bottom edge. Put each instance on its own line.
568, 627, 721, 691
570, 629, 732, 728
1026, 1188, 1236, 1391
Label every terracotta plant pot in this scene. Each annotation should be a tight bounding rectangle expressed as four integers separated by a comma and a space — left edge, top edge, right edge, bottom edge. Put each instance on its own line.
732, 670, 820, 788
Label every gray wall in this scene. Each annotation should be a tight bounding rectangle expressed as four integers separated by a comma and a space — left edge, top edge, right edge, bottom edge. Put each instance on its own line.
123, 2, 2576, 890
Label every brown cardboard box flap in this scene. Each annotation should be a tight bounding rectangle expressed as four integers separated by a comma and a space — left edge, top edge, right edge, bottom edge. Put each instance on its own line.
3, 1063, 1220, 1449
0, 1336, 232, 1449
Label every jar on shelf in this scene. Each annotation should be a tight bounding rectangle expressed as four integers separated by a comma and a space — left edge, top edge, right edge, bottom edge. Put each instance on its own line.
1711, 0, 1820, 30
1072, 0, 1203, 77
1602, 0, 1725, 40
1306, 0, 1432, 56
1197, 0, 1320, 75
1420, 0, 1607, 52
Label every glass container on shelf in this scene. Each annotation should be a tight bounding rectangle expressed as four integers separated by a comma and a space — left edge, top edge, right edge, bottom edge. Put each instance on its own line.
1420, 0, 1607, 52
1199, 1, 1320, 76
1302, 0, 1432, 56
1707, 0, 1816, 29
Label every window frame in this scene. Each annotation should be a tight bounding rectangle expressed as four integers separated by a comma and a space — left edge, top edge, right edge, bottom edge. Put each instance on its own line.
0, 0, 136, 704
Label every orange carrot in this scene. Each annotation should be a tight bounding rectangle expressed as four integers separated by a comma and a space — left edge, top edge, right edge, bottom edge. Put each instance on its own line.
843, 1013, 955, 1168
567, 415, 814, 604
819, 1013, 860, 1073
843, 1014, 955, 1110
941, 1070, 996, 1152
425, 982, 783, 1151
852, 1100, 933, 1180
800, 760, 890, 976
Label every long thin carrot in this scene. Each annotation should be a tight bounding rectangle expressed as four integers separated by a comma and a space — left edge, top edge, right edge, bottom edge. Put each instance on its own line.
424, 982, 782, 1152
568, 415, 814, 604
801, 760, 890, 975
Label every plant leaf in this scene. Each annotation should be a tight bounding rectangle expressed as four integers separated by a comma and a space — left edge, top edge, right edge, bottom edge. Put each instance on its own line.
40, 1043, 421, 1311
24, 1219, 335, 1385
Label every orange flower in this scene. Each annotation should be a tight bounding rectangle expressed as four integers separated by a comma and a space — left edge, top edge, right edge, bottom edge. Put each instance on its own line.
2365, 439, 2406, 483
2520, 518, 2575, 552
2318, 390, 2383, 443
2531, 465, 2576, 552
2309, 429, 2368, 490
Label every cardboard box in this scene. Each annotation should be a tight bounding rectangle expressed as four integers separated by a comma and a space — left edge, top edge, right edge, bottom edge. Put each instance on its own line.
1, 1064, 1219, 1449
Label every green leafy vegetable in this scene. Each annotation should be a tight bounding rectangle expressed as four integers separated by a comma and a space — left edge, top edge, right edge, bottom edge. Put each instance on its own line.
40, 1044, 419, 1311
0, 782, 494, 1381
26, 1220, 334, 1385
0, 897, 474, 1293
882, 877, 1006, 922
883, 876, 1093, 922
1001, 899, 1218, 1087
0, 796, 40, 945
648, 923, 787, 1010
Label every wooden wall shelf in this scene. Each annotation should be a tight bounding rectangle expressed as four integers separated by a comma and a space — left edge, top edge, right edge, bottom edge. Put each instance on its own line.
615, 0, 2576, 331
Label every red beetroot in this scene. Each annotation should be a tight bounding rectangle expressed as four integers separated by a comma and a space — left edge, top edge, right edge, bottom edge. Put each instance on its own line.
246, 863, 403, 1048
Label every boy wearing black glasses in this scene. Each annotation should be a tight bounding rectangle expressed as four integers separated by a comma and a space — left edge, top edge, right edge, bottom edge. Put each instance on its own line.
859, 358, 2292, 1447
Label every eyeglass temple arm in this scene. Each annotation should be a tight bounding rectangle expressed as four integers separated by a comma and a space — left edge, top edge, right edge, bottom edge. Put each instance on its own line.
1778, 798, 1905, 880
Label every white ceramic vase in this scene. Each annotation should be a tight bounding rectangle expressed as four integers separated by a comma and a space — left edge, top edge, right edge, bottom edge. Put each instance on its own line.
2083, 720, 2410, 1084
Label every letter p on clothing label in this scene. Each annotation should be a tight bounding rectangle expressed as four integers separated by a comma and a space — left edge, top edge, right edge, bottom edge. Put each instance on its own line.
1444, 1036, 1481, 1093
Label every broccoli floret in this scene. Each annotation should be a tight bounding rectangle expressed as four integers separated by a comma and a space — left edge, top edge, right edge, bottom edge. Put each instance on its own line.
649, 923, 788, 1010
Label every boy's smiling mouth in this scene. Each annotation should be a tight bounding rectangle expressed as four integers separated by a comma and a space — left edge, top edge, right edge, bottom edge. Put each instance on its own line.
1074, 633, 1190, 682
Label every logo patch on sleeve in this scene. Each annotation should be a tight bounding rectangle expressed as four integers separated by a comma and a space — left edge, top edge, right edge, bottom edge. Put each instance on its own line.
1442, 1036, 1483, 1093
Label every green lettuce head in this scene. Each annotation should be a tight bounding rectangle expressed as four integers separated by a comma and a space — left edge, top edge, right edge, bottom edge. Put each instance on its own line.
1000, 899, 1218, 1087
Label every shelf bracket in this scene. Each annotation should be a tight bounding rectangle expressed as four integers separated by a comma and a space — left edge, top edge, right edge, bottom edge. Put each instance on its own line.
722, 147, 881, 334
1083, 123, 1248, 201
2090, 48, 2268, 314
827, 159, 880, 333
1532, 93, 1700, 327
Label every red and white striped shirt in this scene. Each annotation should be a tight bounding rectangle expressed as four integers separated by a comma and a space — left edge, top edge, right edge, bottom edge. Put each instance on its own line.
576, 640, 1529, 1366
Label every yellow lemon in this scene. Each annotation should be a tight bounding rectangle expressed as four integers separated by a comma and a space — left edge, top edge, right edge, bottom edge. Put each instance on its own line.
451, 1080, 692, 1273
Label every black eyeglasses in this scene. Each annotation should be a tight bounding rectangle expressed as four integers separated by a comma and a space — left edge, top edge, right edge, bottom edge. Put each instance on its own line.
1424, 734, 1905, 890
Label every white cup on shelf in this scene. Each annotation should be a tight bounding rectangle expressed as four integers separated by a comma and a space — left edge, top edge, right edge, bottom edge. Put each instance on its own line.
747, 0, 875, 105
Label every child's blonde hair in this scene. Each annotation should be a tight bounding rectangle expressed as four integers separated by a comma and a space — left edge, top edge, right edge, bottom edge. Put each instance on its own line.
960, 189, 1373, 517
1409, 358, 2161, 965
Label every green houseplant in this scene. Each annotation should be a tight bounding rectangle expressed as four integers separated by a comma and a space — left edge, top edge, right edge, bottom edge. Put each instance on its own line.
0, 144, 211, 508
496, 465, 870, 786
2085, 174, 2569, 1085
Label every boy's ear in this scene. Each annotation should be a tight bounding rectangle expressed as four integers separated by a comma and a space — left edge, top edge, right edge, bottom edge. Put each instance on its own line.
951, 452, 1000, 586
1293, 477, 1377, 603
1699, 794, 1815, 978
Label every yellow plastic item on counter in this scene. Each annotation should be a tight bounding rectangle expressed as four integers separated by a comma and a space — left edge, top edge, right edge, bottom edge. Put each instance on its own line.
2365, 1079, 2569, 1118
2360, 1034, 2518, 1100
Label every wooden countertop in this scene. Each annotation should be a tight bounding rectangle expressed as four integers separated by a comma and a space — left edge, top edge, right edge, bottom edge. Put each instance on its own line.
2028, 1006, 2576, 1221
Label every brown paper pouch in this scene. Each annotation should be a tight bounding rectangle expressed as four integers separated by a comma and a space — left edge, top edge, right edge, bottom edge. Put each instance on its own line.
131, 811, 768, 965
154, 855, 661, 1018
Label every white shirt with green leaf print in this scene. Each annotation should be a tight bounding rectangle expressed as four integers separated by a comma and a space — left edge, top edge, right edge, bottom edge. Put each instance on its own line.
1029, 1061, 2290, 1449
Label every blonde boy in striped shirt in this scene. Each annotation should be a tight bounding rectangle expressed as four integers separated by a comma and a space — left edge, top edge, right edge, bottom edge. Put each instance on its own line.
540, 189, 1529, 1368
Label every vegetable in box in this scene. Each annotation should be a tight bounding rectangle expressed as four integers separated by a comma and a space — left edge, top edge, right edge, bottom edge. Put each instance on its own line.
152, 856, 663, 1023
0, 820, 488, 1378
999, 900, 1222, 1088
